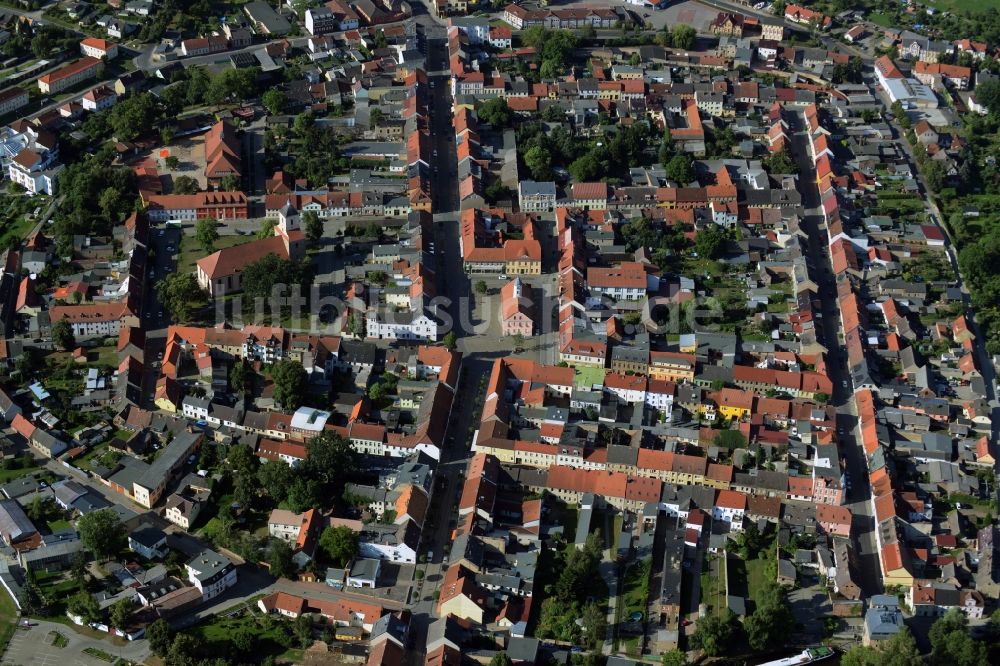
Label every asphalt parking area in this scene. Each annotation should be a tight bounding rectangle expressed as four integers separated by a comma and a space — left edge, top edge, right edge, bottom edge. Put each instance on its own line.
3, 627, 62, 666
2, 626, 111, 666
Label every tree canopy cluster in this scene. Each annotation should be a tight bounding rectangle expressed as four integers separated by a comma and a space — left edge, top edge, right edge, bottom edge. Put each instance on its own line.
536, 532, 605, 648
52, 147, 138, 256
240, 253, 314, 303
522, 27, 580, 79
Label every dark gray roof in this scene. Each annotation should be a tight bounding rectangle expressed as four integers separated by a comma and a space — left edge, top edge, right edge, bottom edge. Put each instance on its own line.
0, 499, 36, 543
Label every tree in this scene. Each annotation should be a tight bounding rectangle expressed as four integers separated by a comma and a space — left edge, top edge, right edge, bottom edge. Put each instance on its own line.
661, 650, 686, 666
303, 210, 323, 245
71, 551, 87, 588
929, 608, 987, 666
320, 526, 359, 566
744, 581, 792, 651
262, 89, 286, 116
581, 601, 606, 649
841, 627, 922, 666
713, 429, 747, 449
109, 597, 134, 631
772, 0, 786, 16
512, 333, 525, 349
109, 92, 160, 141
442, 331, 458, 351
763, 148, 798, 175
220, 174, 241, 192
272, 359, 308, 410
164, 155, 180, 170
67, 590, 101, 624
975, 78, 1000, 113
304, 432, 355, 492
695, 223, 726, 259
478, 97, 512, 127
489, 653, 513, 666
665, 153, 694, 184
294, 613, 313, 648
923, 159, 947, 192
257, 460, 295, 500
268, 539, 296, 579
173, 175, 200, 194
672, 24, 696, 50
475, 280, 488, 295
569, 154, 603, 182
195, 217, 219, 253
523, 145, 553, 181
230, 359, 252, 395
167, 634, 201, 666
146, 618, 173, 657
78, 508, 125, 560
157, 273, 207, 323
51, 318, 75, 351
240, 253, 311, 301
693, 610, 738, 656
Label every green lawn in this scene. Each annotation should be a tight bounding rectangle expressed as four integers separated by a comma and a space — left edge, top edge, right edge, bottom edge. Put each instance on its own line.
47, 519, 72, 533
925, 0, 1000, 12
176, 233, 252, 275
700, 555, 728, 618
867, 12, 893, 28
0, 212, 34, 249
0, 581, 18, 656
574, 366, 606, 389
0, 464, 40, 484
621, 558, 652, 620
747, 558, 772, 602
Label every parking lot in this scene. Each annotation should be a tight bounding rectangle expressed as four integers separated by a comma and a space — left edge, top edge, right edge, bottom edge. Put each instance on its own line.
2, 622, 147, 666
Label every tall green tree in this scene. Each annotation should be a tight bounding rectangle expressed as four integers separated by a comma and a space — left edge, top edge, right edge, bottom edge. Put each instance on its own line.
262, 89, 286, 116
744, 581, 793, 651
272, 359, 308, 410
695, 224, 727, 259
841, 627, 922, 666
51, 319, 75, 350
156, 273, 207, 323
303, 210, 323, 245
78, 509, 125, 560
665, 153, 694, 183
67, 590, 101, 624
319, 526, 359, 567
195, 218, 219, 253
146, 618, 173, 657
268, 539, 296, 579
109, 597, 134, 631
693, 610, 739, 656
673, 25, 696, 50
929, 608, 988, 666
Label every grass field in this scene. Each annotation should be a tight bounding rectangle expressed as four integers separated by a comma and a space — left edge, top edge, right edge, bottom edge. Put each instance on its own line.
868, 12, 893, 27
176, 233, 251, 274
747, 558, 772, 602
620, 558, 652, 621
574, 365, 606, 389
700, 555, 728, 618
0, 584, 17, 657
925, 0, 1000, 13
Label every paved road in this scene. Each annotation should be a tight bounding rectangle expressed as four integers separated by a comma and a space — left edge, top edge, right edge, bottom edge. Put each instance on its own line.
788, 111, 882, 596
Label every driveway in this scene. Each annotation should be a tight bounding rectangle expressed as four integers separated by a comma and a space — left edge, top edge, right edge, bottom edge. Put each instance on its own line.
2, 619, 150, 666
